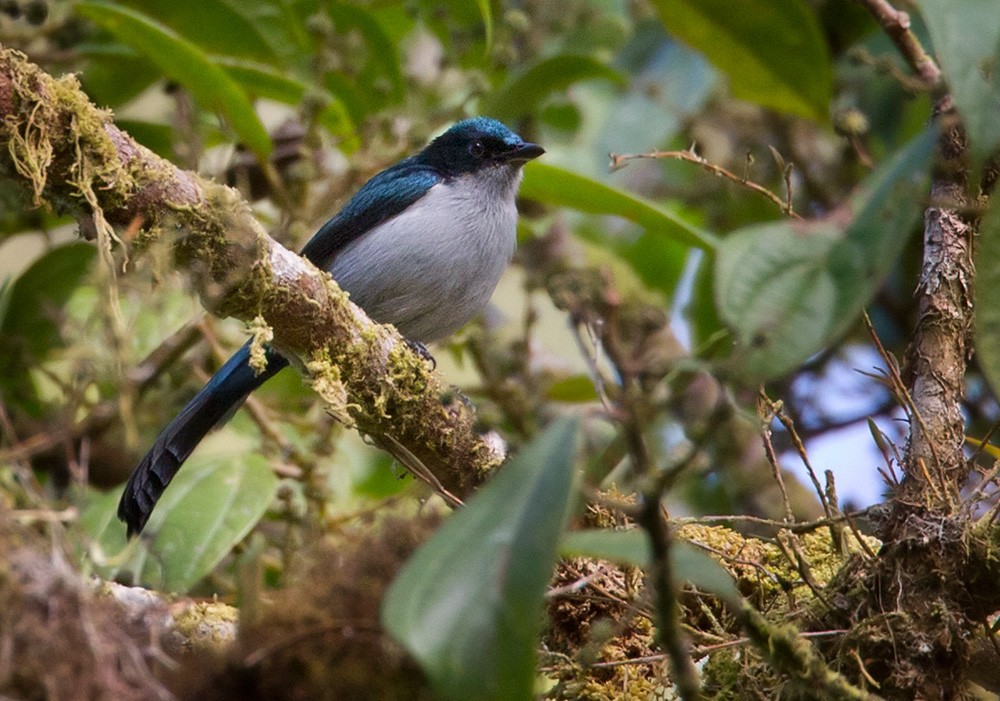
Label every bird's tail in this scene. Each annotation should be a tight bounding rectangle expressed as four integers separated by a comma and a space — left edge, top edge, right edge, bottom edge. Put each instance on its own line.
117, 341, 289, 537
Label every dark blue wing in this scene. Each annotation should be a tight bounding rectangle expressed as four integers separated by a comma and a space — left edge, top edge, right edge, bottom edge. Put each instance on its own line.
299, 159, 442, 267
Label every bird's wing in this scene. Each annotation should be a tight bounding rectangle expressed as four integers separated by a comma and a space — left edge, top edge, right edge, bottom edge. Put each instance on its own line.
299, 160, 442, 267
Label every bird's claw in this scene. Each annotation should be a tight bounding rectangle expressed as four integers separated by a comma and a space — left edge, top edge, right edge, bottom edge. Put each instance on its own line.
405, 339, 437, 369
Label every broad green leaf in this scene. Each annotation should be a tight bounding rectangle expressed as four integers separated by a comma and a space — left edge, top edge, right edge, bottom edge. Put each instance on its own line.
327, 1, 404, 105
382, 418, 579, 701
116, 119, 174, 158
561, 527, 651, 565
216, 0, 313, 65
77, 43, 160, 108
560, 528, 741, 603
715, 128, 935, 382
271, 0, 314, 55
77, 1, 272, 157
965, 435, 1000, 460
652, 0, 832, 122
474, 0, 493, 53
974, 200, 1000, 400
0, 242, 95, 358
322, 72, 369, 126
81, 454, 278, 593
483, 55, 626, 122
689, 251, 727, 354
918, 0, 1000, 164
521, 162, 717, 250
620, 229, 690, 298
0, 243, 96, 414
110, 0, 297, 65
546, 375, 600, 403
217, 58, 358, 146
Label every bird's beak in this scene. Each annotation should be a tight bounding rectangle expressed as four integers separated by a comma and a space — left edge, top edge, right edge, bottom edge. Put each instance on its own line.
504, 142, 545, 163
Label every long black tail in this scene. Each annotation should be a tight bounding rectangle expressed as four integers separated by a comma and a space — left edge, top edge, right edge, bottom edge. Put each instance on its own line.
118, 341, 289, 536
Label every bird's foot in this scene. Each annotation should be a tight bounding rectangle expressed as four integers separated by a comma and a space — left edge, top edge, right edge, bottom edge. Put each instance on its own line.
405, 339, 437, 369
438, 386, 476, 416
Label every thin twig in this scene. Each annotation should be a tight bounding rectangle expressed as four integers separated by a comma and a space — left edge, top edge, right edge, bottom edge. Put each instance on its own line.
375, 433, 464, 509
847, 46, 930, 94
671, 509, 874, 534
635, 495, 703, 700
863, 312, 944, 485
690, 629, 849, 658
853, 0, 942, 87
609, 147, 803, 220
734, 601, 884, 700
570, 321, 617, 416
756, 397, 795, 523
0, 322, 201, 465
766, 393, 834, 521
0, 397, 44, 502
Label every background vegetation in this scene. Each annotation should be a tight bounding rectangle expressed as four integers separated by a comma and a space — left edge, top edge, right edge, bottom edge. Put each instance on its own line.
0, 0, 998, 698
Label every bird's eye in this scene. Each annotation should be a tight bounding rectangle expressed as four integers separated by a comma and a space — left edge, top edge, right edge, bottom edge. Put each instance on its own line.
469, 140, 486, 158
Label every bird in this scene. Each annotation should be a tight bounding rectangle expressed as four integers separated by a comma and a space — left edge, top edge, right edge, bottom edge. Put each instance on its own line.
118, 117, 543, 536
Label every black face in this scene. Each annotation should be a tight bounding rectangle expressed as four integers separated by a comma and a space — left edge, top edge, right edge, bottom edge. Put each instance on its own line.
417, 117, 544, 177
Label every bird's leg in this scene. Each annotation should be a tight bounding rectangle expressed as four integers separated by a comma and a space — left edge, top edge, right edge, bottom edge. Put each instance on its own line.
405, 339, 437, 370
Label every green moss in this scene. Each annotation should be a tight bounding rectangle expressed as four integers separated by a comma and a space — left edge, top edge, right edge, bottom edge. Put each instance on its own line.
248, 315, 274, 375
386, 342, 431, 398
305, 347, 356, 426
701, 649, 744, 700
799, 529, 879, 587
172, 601, 239, 652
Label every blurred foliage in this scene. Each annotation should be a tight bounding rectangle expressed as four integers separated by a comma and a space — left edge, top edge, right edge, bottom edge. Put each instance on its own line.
3, 0, 1000, 696
82, 453, 278, 592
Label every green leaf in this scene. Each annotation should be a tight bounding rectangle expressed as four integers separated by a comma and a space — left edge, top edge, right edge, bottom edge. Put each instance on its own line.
483, 55, 626, 122
0, 242, 95, 359
327, 1, 404, 105
974, 200, 1000, 400
0, 243, 96, 413
116, 119, 175, 158
77, 43, 160, 108
918, 0, 1000, 164
561, 527, 651, 565
271, 0, 314, 56
688, 251, 728, 356
109, 0, 291, 62
521, 162, 717, 250
620, 229, 690, 298
76, 1, 272, 157
715, 128, 936, 382
81, 454, 278, 593
652, 0, 832, 122
474, 0, 493, 53
546, 375, 599, 403
560, 528, 741, 603
216, 58, 358, 146
382, 418, 579, 701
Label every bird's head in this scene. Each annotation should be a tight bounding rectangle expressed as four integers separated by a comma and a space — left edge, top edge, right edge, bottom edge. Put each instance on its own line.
418, 117, 544, 179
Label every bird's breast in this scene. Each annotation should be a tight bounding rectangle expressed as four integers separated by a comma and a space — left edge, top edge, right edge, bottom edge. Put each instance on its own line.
327, 174, 519, 342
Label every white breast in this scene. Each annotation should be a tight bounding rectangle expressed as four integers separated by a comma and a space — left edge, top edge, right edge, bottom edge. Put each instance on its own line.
328, 166, 521, 342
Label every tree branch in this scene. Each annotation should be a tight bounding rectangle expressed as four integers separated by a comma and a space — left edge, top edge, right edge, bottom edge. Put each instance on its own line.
0, 48, 501, 502
901, 120, 973, 503
852, 0, 942, 89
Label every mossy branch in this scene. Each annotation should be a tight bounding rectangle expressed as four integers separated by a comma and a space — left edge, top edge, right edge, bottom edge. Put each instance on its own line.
0, 47, 501, 501
734, 603, 884, 701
